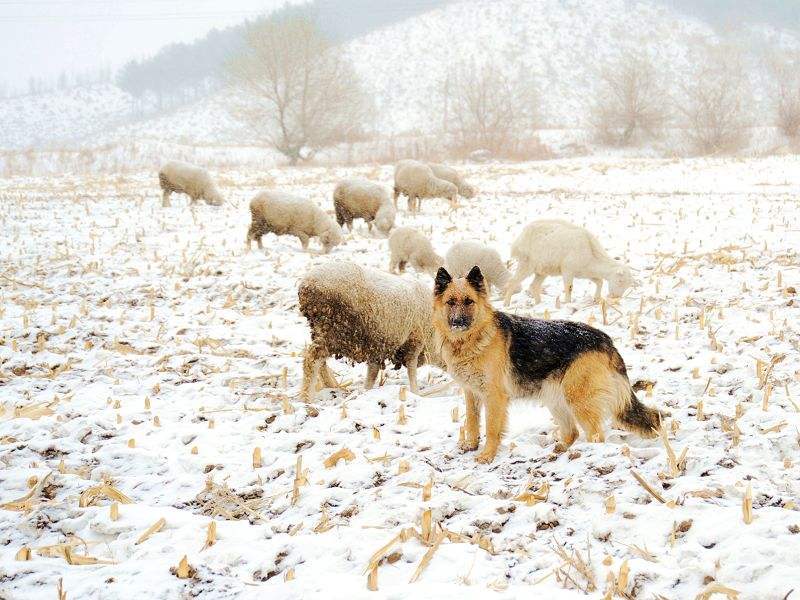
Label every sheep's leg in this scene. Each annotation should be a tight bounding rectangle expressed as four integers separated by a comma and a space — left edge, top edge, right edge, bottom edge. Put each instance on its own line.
592, 278, 603, 302
404, 343, 424, 395
162, 190, 171, 207
503, 264, 529, 306
393, 187, 400, 208
562, 273, 574, 304
365, 363, 381, 390
298, 234, 310, 251
528, 274, 545, 304
398, 260, 407, 273
301, 343, 328, 402
320, 363, 338, 389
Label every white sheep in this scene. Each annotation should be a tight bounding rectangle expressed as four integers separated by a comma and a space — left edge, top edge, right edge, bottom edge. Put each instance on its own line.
158, 160, 224, 207
246, 191, 343, 253
388, 227, 443, 275
504, 219, 634, 305
428, 163, 476, 199
444, 241, 510, 293
333, 179, 396, 235
393, 159, 458, 213
298, 260, 437, 400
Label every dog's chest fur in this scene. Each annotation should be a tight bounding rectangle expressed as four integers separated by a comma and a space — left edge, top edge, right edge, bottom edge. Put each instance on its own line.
439, 327, 501, 396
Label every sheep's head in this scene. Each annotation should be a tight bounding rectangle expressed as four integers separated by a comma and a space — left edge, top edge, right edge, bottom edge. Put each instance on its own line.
608, 266, 634, 298
205, 186, 224, 206
424, 253, 445, 277
430, 178, 457, 202
321, 222, 343, 252
374, 203, 396, 236
458, 182, 476, 199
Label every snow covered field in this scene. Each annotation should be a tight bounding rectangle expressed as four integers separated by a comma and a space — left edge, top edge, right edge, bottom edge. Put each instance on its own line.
1, 156, 799, 599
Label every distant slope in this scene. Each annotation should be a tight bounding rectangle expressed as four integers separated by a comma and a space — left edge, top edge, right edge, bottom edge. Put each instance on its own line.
3, 0, 800, 152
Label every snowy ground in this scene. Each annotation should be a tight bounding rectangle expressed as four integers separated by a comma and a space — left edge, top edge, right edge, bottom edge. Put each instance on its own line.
1, 157, 799, 600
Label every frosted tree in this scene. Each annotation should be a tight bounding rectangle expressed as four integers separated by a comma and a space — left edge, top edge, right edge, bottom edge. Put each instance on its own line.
226, 14, 372, 163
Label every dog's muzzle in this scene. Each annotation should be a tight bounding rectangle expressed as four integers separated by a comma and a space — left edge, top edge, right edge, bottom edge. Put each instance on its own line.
449, 316, 471, 331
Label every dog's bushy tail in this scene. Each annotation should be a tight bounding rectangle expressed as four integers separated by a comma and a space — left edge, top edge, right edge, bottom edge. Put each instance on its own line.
615, 389, 663, 438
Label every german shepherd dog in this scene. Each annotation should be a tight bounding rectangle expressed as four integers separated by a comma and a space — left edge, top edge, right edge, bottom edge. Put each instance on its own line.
433, 266, 662, 464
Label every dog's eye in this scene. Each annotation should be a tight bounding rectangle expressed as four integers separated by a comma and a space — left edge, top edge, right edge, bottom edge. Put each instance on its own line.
446, 299, 456, 306
463, 298, 474, 306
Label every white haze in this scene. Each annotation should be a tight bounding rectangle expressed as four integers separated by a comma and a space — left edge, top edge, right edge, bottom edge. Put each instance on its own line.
0, 0, 305, 93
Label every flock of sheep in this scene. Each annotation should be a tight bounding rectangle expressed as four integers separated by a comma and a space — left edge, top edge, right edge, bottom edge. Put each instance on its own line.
157, 159, 636, 399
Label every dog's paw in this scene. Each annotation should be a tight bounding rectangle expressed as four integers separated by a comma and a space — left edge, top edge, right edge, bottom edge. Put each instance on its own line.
458, 439, 479, 452
553, 442, 569, 454
475, 449, 496, 464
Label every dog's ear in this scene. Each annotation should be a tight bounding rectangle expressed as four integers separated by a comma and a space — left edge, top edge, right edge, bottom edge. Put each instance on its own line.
434, 267, 452, 296
465, 265, 486, 295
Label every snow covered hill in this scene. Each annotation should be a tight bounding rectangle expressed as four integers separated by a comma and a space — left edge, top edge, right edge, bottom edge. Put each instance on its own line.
1, 0, 798, 154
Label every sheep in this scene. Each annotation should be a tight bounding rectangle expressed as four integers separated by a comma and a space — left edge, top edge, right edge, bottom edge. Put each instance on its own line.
158, 160, 224, 207
246, 190, 343, 253
444, 241, 510, 294
503, 219, 635, 305
428, 163, 476, 199
388, 227, 443, 276
393, 159, 458, 213
298, 260, 436, 401
333, 179, 396, 235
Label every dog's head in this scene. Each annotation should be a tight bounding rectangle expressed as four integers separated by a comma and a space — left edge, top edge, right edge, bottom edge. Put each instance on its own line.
433, 265, 492, 337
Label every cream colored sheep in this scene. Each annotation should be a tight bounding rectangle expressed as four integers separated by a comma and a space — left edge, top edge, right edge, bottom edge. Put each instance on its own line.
298, 260, 436, 401
444, 241, 510, 293
158, 160, 224, 207
393, 159, 458, 213
388, 227, 443, 275
428, 163, 476, 198
246, 191, 343, 253
504, 219, 634, 305
333, 179, 396, 235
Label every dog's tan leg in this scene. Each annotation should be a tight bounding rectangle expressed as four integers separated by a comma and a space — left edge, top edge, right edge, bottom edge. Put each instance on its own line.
562, 353, 609, 443
459, 390, 480, 452
476, 388, 508, 463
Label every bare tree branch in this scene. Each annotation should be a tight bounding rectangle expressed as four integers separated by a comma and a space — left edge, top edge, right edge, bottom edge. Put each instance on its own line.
225, 14, 373, 163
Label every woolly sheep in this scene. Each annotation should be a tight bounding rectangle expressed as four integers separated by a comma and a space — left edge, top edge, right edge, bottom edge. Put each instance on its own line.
333, 178, 396, 235
504, 219, 635, 305
388, 227, 443, 276
444, 241, 510, 293
158, 160, 224, 207
246, 191, 343, 253
428, 163, 476, 199
298, 260, 436, 400
393, 159, 458, 213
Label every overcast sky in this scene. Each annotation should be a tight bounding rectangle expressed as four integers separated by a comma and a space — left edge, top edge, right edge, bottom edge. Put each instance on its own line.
0, 0, 304, 91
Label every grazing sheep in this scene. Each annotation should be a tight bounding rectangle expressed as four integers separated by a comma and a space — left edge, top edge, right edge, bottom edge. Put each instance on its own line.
444, 241, 510, 293
333, 179, 396, 235
428, 163, 476, 199
246, 191, 343, 253
158, 160, 224, 207
388, 227, 443, 275
504, 219, 634, 305
393, 159, 458, 213
298, 260, 436, 400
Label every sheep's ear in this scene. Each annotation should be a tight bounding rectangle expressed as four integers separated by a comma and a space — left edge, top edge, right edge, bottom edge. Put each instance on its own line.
465, 266, 486, 295
434, 267, 452, 296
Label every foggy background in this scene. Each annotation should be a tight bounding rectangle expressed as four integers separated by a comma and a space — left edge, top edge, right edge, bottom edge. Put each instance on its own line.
4, 0, 800, 174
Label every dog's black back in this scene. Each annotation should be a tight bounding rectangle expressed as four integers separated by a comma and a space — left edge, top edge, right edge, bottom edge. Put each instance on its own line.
495, 312, 626, 384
